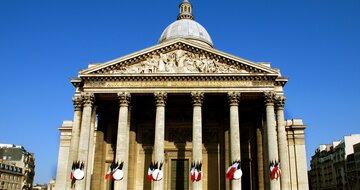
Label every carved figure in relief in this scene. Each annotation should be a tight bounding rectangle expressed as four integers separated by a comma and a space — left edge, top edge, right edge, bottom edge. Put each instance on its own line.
185, 55, 198, 73
127, 66, 139, 73
208, 60, 218, 73
175, 50, 185, 67
158, 53, 166, 72
145, 57, 160, 73
166, 53, 177, 73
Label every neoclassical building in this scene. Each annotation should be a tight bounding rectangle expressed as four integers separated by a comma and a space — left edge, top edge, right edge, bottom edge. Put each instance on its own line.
54, 1, 309, 190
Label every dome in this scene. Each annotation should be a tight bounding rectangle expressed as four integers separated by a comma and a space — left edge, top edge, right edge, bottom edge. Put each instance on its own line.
158, 0, 213, 47
158, 19, 213, 47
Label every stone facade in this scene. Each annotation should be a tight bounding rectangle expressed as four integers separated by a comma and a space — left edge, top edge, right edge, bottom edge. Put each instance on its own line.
54, 1, 309, 190
309, 134, 360, 190
54, 121, 73, 190
0, 163, 23, 190
353, 143, 360, 190
0, 144, 35, 190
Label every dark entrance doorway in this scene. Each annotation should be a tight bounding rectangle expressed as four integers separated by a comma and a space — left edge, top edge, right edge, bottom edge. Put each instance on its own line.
171, 159, 189, 190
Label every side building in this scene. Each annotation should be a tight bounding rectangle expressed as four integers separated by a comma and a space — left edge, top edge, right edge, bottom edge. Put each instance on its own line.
353, 143, 360, 190
309, 134, 360, 190
0, 144, 35, 190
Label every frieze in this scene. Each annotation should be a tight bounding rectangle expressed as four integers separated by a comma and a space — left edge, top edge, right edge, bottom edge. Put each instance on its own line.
105, 50, 249, 74
84, 80, 274, 88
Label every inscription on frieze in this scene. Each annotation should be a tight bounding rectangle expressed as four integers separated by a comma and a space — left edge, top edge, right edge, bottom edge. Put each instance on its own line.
84, 80, 273, 88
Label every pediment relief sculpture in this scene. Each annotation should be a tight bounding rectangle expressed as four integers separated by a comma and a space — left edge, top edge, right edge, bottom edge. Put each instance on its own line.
106, 50, 249, 74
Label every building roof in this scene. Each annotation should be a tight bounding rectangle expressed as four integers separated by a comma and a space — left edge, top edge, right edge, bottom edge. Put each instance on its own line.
0, 147, 25, 161
158, 0, 213, 47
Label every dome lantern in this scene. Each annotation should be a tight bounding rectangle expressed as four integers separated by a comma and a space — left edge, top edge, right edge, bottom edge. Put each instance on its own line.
177, 0, 194, 20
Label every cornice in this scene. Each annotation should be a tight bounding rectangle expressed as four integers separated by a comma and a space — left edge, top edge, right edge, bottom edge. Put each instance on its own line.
79, 74, 279, 83
275, 77, 288, 86
71, 77, 83, 88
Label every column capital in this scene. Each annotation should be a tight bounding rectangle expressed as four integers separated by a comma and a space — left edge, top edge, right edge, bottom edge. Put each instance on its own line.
191, 91, 204, 106
81, 92, 95, 107
275, 95, 286, 110
263, 91, 276, 106
117, 92, 131, 107
72, 94, 83, 111
154, 92, 167, 107
228, 91, 241, 106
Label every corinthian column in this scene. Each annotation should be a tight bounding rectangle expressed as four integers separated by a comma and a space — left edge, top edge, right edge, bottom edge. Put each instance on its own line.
64, 95, 83, 190
114, 92, 131, 190
263, 91, 280, 190
275, 95, 290, 190
191, 92, 204, 190
76, 92, 94, 190
228, 92, 242, 190
153, 92, 167, 190
86, 106, 97, 189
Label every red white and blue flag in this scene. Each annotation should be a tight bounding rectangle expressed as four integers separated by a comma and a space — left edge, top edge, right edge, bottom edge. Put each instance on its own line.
190, 162, 202, 181
226, 160, 242, 180
105, 161, 124, 181
147, 162, 163, 181
269, 161, 281, 180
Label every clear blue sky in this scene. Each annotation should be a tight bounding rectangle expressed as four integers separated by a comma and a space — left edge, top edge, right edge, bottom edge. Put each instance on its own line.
0, 0, 359, 184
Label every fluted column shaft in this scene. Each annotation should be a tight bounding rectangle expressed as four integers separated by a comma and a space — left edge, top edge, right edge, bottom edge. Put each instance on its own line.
114, 92, 131, 190
228, 92, 242, 190
153, 92, 167, 190
275, 95, 290, 190
64, 95, 83, 190
264, 92, 280, 190
191, 92, 204, 190
85, 106, 97, 189
75, 92, 94, 190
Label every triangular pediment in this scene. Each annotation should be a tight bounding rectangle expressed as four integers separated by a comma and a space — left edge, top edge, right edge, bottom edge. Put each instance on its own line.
79, 39, 280, 76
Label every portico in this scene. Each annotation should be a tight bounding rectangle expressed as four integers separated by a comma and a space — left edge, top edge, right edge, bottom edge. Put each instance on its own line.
74, 91, 285, 190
